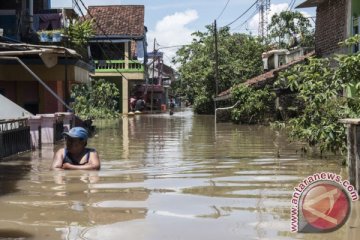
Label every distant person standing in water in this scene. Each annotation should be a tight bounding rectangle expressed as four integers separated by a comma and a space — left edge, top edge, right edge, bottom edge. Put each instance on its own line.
51, 127, 100, 170
135, 97, 145, 111
169, 97, 175, 115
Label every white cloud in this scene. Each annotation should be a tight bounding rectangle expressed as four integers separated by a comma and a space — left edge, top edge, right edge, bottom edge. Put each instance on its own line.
246, 3, 314, 35
147, 9, 198, 67
247, 3, 289, 34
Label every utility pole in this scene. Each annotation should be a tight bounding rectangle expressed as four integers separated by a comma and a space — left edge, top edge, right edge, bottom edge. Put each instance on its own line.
151, 38, 156, 113
214, 20, 219, 112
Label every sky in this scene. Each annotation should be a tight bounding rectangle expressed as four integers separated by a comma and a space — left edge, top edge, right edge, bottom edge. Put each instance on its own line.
51, 0, 316, 66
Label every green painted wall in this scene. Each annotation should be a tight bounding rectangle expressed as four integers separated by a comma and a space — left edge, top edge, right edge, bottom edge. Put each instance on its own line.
353, 0, 360, 17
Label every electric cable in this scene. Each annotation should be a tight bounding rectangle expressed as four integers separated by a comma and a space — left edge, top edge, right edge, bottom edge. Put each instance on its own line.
216, 0, 231, 21
224, 0, 259, 27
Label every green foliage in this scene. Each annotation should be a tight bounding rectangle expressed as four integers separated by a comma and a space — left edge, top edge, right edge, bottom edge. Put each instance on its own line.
193, 94, 214, 114
71, 79, 120, 119
338, 34, 360, 47
268, 11, 314, 49
66, 19, 94, 47
230, 85, 275, 124
173, 26, 266, 114
275, 52, 360, 154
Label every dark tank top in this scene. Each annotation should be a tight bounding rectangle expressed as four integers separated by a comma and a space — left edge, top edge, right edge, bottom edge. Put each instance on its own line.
63, 148, 92, 165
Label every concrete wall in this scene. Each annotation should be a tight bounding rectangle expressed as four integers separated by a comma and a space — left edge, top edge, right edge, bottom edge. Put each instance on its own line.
0, 80, 63, 114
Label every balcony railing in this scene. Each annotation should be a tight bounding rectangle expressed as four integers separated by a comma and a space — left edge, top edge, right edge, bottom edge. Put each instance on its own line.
94, 60, 144, 73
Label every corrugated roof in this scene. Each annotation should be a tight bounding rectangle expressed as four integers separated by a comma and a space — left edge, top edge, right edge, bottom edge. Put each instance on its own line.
87, 5, 145, 37
0, 42, 81, 58
215, 51, 315, 101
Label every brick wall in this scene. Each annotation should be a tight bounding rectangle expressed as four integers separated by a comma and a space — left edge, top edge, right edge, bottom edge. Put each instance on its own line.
315, 0, 348, 56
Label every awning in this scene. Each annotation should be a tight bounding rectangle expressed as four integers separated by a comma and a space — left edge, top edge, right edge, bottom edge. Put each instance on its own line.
0, 42, 81, 58
296, 0, 325, 8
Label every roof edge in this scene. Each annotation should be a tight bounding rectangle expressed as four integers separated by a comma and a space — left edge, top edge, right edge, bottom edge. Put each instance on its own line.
296, 0, 325, 8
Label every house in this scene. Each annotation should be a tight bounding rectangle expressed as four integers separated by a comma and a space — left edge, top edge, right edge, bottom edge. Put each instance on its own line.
0, 0, 50, 42
0, 1, 93, 115
215, 0, 360, 102
215, 51, 315, 101
296, 0, 360, 55
131, 50, 176, 111
262, 47, 313, 71
0, 42, 92, 114
86, 5, 147, 114
0, 0, 76, 44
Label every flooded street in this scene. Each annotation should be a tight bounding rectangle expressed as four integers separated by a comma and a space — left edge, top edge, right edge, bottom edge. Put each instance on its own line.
0, 109, 359, 239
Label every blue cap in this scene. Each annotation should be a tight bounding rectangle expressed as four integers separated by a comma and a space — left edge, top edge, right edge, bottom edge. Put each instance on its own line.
63, 127, 88, 140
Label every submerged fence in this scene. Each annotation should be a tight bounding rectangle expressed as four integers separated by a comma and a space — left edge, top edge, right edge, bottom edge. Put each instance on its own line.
0, 119, 31, 159
54, 120, 64, 143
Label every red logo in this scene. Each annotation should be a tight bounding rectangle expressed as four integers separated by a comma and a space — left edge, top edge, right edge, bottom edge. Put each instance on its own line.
300, 182, 351, 232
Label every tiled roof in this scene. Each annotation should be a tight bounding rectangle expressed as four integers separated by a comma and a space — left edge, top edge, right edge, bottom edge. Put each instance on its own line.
216, 51, 315, 101
87, 5, 145, 37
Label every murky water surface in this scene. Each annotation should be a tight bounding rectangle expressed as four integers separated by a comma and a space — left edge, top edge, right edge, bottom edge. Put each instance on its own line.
0, 109, 359, 239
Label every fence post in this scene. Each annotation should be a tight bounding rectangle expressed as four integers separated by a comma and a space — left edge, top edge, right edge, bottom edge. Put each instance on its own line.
39, 114, 57, 144
56, 112, 74, 132
340, 118, 360, 194
28, 115, 42, 150
0, 131, 3, 158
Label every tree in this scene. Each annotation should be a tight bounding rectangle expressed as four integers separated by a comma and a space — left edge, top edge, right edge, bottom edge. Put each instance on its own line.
71, 79, 120, 119
173, 26, 266, 114
273, 35, 360, 155
64, 19, 94, 59
268, 11, 314, 49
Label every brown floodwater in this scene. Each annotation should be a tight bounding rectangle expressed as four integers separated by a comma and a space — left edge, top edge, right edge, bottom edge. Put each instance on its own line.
0, 108, 359, 240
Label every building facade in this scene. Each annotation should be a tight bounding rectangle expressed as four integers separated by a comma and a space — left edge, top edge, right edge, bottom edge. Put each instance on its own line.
87, 5, 147, 114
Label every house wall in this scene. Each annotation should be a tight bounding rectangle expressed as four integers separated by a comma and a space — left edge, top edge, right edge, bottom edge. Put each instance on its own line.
0, 81, 16, 102
353, 0, 360, 16
315, 0, 348, 56
0, 81, 40, 114
40, 81, 64, 113
90, 42, 125, 60
0, 63, 78, 114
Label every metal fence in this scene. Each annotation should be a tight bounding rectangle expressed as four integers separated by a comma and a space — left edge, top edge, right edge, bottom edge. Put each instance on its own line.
0, 119, 31, 159
54, 120, 64, 143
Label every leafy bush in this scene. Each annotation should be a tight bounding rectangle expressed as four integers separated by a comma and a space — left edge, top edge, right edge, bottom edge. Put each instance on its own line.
193, 94, 214, 114
71, 79, 120, 119
173, 26, 266, 114
230, 85, 275, 124
66, 19, 94, 47
274, 36, 360, 154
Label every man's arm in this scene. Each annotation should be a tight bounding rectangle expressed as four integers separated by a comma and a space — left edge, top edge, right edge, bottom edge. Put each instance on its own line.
62, 151, 100, 170
51, 148, 65, 170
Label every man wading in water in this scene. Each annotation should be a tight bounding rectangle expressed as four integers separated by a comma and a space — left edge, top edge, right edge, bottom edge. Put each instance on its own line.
51, 127, 100, 170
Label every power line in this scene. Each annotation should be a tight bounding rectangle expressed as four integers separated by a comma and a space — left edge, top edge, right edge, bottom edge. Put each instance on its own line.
287, 0, 297, 11
216, 0, 231, 20
224, 0, 259, 27
290, 0, 298, 10
232, 6, 259, 32
73, 0, 132, 81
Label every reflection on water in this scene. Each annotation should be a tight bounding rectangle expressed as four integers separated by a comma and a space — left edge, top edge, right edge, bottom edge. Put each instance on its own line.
0, 109, 358, 239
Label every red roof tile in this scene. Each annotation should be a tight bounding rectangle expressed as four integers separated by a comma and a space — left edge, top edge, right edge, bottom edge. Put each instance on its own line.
87, 5, 145, 37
